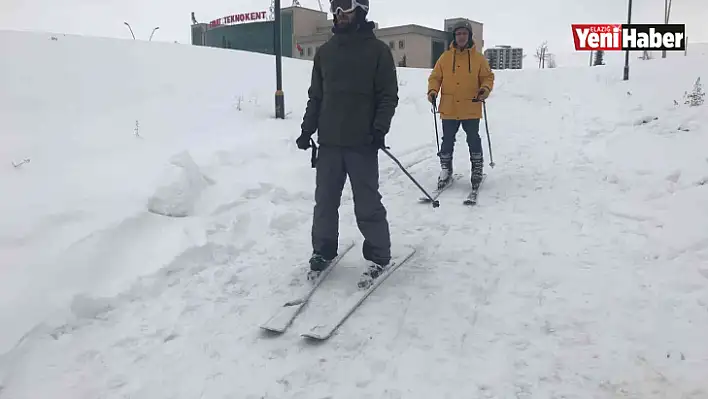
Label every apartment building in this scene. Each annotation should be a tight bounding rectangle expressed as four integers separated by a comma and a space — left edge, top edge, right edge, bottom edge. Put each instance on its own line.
484, 45, 523, 69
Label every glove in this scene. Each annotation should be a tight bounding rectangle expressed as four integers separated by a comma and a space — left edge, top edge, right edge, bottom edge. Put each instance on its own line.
476, 87, 490, 101
371, 130, 386, 149
296, 131, 313, 150
427, 91, 437, 104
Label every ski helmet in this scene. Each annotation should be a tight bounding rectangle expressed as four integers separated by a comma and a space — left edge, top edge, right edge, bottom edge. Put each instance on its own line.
329, 0, 369, 15
452, 20, 473, 37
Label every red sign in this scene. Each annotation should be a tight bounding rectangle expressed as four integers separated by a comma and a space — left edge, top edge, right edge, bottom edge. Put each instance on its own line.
209, 11, 268, 28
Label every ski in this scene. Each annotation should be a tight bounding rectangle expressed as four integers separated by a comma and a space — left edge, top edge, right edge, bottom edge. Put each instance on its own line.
301, 246, 417, 341
462, 189, 479, 205
419, 173, 463, 203
260, 240, 356, 333
462, 174, 487, 206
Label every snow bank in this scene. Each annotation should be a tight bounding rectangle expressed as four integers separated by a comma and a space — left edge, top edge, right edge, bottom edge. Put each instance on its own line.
0, 29, 313, 355
147, 151, 215, 217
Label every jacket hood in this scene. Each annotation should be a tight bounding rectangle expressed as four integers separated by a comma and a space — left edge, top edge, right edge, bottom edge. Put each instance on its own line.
450, 21, 475, 50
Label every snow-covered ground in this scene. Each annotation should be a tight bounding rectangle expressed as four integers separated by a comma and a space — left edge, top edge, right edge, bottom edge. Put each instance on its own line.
1, 29, 707, 398
540, 42, 708, 69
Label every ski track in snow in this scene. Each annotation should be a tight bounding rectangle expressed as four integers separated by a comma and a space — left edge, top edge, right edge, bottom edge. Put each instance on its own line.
1, 32, 708, 398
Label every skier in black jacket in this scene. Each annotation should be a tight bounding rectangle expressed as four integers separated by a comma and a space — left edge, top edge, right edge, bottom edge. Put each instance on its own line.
296, 0, 399, 285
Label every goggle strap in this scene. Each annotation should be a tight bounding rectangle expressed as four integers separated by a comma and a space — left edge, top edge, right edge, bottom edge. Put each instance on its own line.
330, 0, 368, 14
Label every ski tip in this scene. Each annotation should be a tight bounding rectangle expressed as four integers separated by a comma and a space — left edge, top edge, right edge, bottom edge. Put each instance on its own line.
260, 325, 286, 334
301, 333, 328, 341
301, 325, 330, 340
390, 246, 417, 264
402, 245, 417, 258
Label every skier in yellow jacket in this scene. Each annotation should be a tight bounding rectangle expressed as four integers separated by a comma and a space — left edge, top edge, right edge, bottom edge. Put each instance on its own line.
427, 21, 495, 190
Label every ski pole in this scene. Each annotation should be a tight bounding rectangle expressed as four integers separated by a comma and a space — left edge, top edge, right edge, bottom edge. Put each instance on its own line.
472, 99, 495, 168
380, 147, 440, 208
481, 101, 495, 168
431, 101, 440, 155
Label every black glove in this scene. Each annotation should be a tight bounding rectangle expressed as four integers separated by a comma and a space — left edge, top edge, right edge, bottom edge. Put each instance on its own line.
476, 87, 489, 101
371, 130, 386, 149
296, 131, 313, 150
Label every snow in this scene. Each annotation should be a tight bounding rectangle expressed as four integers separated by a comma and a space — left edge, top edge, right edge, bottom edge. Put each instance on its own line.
147, 151, 215, 218
542, 42, 708, 69
1, 28, 707, 398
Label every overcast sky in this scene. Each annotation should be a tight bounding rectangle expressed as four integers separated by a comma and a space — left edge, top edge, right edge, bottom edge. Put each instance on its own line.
1, 0, 706, 58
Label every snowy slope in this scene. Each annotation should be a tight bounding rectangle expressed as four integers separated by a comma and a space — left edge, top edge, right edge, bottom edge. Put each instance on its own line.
1, 29, 707, 398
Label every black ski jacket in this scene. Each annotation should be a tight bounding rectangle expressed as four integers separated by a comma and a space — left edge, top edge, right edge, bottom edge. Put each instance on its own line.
301, 21, 399, 147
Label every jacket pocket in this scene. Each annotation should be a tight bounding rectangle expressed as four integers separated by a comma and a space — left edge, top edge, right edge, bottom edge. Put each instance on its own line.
439, 93, 453, 115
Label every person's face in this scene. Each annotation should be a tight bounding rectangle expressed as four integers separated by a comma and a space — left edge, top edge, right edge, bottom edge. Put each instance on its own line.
335, 9, 356, 27
455, 28, 469, 47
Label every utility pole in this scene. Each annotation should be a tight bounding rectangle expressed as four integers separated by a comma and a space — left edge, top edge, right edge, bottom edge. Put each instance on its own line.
663, 0, 673, 58
623, 0, 632, 81
274, 0, 285, 119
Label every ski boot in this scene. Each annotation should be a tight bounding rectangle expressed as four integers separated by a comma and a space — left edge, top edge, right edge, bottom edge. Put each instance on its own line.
357, 261, 389, 289
437, 153, 453, 190
470, 152, 484, 191
307, 253, 333, 281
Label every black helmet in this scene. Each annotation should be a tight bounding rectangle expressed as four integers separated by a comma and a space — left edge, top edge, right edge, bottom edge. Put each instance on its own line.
329, 0, 369, 14
452, 20, 473, 37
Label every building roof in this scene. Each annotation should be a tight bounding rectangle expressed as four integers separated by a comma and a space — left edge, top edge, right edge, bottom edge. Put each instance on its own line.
282, 5, 328, 16
374, 24, 448, 39
444, 17, 484, 25
485, 45, 523, 51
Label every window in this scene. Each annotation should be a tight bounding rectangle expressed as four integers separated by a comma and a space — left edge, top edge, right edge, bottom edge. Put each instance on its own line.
398, 40, 405, 49
389, 41, 394, 49
307, 47, 312, 56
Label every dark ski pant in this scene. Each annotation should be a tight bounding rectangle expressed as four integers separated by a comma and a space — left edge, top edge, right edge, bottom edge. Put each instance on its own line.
439, 118, 483, 160
311, 145, 391, 266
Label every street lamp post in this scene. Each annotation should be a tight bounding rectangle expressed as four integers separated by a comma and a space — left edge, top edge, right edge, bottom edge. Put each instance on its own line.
622, 0, 633, 80
663, 0, 673, 58
123, 22, 136, 40
274, 0, 285, 119
149, 27, 160, 41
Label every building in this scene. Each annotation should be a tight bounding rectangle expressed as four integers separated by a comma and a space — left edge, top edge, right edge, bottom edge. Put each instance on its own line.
190, 6, 485, 69
484, 45, 523, 69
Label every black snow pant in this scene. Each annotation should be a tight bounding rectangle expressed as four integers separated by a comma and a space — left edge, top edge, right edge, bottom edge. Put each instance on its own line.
439, 118, 484, 185
311, 145, 391, 266
439, 118, 483, 161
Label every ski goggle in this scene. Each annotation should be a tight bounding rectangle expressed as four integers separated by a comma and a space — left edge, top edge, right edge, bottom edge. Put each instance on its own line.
329, 0, 369, 14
